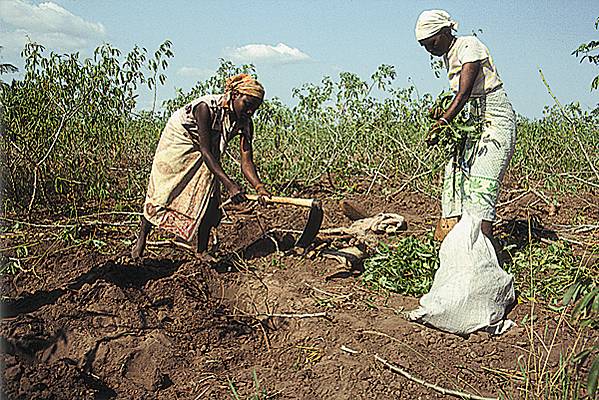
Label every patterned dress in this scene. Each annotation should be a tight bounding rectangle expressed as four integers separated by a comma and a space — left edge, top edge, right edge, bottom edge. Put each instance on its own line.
143, 94, 240, 241
441, 36, 517, 221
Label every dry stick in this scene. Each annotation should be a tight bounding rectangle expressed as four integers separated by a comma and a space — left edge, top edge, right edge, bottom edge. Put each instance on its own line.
539, 69, 599, 183
77, 220, 137, 228
0, 217, 136, 229
547, 325, 586, 390
362, 330, 479, 394
374, 354, 498, 400
28, 110, 73, 211
194, 386, 211, 400
299, 125, 343, 189
574, 224, 599, 233
496, 189, 531, 208
81, 211, 142, 218
1, 217, 76, 229
366, 157, 387, 196
393, 167, 435, 197
530, 188, 554, 207
383, 131, 431, 171
340, 345, 359, 354
0, 240, 42, 252
537, 308, 568, 386
562, 172, 599, 189
305, 282, 350, 299
257, 312, 328, 319
146, 240, 194, 252
230, 254, 273, 315
526, 212, 536, 397
27, 168, 38, 213
481, 366, 525, 382
320, 123, 363, 181
256, 321, 271, 352
549, 223, 599, 232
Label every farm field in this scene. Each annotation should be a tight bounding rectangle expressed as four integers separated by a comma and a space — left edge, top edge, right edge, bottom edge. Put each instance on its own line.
1, 180, 597, 399
1, 40, 598, 399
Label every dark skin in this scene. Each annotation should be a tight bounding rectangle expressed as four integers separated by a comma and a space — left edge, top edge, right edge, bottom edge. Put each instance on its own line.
131, 92, 270, 259
419, 28, 495, 243
194, 93, 270, 204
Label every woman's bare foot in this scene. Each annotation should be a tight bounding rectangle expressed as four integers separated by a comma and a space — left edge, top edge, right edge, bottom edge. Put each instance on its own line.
131, 236, 146, 259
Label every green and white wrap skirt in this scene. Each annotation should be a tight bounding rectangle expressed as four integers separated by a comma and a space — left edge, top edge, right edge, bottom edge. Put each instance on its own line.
441, 87, 516, 221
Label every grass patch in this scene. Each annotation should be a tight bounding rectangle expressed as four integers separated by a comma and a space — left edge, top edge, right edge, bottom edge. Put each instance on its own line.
507, 241, 598, 308
228, 369, 277, 400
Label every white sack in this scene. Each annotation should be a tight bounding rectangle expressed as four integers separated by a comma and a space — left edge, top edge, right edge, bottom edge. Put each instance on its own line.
407, 212, 515, 335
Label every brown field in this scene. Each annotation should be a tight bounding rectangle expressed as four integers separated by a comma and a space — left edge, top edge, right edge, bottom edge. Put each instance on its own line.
1, 179, 597, 399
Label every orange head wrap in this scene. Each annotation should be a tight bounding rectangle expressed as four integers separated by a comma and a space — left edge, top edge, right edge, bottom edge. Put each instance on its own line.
223, 73, 264, 107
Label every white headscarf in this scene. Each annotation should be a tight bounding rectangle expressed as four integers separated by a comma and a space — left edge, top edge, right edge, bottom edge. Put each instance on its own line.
415, 10, 459, 41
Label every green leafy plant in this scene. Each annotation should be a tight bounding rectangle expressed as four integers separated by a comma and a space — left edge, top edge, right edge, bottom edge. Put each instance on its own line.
362, 235, 439, 296
426, 90, 484, 156
563, 281, 598, 328
507, 241, 596, 305
572, 16, 599, 91
507, 241, 598, 398
572, 345, 599, 398
146, 40, 174, 113
565, 281, 598, 397
0, 40, 173, 212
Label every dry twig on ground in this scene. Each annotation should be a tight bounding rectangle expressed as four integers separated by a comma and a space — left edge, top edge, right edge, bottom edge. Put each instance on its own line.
374, 354, 498, 400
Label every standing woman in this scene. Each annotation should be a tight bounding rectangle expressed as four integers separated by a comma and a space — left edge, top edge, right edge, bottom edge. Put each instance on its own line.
132, 74, 271, 258
415, 10, 516, 245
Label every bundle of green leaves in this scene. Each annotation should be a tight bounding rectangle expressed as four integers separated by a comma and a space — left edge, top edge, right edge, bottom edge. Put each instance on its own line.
362, 236, 439, 296
427, 91, 484, 156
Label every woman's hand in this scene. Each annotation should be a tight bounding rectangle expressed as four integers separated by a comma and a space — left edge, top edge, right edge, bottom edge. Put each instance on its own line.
429, 106, 444, 120
226, 182, 247, 204
255, 184, 271, 206
426, 118, 449, 147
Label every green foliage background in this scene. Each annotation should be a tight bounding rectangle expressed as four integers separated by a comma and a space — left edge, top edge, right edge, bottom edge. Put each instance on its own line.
1, 42, 598, 214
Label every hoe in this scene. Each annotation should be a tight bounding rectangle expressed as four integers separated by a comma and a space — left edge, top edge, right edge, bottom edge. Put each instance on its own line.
223, 194, 323, 248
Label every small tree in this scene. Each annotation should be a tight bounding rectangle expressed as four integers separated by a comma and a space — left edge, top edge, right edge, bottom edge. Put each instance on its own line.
572, 16, 599, 90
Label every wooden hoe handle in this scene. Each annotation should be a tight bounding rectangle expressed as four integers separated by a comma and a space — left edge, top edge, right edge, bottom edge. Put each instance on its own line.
244, 194, 319, 208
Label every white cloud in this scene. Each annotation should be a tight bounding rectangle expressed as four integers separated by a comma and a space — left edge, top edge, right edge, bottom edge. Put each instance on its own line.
0, 0, 106, 57
226, 43, 311, 64
177, 66, 213, 80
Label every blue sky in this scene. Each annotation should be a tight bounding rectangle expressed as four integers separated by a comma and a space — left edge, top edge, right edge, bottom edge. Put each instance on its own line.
1, 0, 597, 118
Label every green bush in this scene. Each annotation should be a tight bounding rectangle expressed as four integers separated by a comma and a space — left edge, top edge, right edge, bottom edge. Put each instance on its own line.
0, 41, 172, 212
2, 44, 597, 214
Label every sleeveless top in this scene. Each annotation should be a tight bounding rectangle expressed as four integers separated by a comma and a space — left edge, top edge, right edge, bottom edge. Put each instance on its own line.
174, 94, 240, 156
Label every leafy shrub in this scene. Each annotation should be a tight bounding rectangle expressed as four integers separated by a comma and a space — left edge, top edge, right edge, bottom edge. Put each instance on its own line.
0, 41, 172, 212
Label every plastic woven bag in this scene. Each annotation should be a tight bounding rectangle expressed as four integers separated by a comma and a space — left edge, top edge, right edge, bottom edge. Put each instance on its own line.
407, 212, 515, 335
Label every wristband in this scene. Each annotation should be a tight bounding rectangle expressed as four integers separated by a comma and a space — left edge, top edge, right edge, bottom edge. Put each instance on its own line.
439, 117, 450, 125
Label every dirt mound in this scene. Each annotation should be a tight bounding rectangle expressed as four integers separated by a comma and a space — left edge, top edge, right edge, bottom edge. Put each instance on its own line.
0, 255, 265, 399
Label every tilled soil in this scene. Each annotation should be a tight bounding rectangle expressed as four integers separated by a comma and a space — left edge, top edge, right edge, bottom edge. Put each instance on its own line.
1, 186, 597, 399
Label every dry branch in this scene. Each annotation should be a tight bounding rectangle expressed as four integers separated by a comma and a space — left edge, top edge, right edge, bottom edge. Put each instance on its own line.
340, 345, 359, 354
374, 354, 498, 400
259, 312, 328, 319
0, 216, 136, 229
